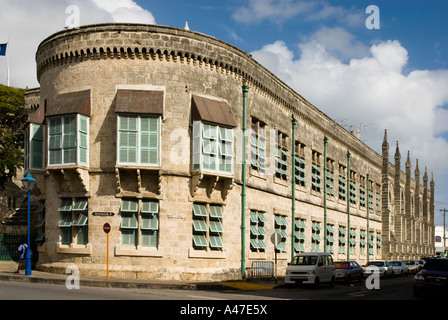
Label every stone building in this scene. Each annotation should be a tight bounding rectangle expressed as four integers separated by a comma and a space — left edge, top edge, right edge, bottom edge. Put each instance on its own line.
23, 23, 435, 281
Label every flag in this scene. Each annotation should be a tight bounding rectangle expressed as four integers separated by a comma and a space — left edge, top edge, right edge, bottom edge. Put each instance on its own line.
0, 43, 6, 56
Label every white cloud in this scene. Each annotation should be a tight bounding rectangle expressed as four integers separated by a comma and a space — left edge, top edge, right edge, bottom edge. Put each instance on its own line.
251, 29, 448, 191
0, 0, 155, 88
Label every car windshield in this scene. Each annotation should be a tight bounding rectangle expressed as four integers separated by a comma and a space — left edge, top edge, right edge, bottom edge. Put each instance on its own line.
292, 255, 318, 265
367, 262, 384, 267
404, 261, 414, 265
424, 259, 448, 271
390, 261, 401, 266
335, 262, 349, 269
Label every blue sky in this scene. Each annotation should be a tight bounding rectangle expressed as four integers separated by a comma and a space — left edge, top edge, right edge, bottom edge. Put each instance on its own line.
0, 0, 447, 225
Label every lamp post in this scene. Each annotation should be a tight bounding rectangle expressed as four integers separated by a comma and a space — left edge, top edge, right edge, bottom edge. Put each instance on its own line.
21, 172, 36, 276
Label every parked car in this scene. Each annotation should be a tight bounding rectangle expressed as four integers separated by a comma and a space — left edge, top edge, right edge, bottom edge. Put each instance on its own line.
285, 252, 335, 288
418, 260, 426, 268
389, 260, 409, 276
413, 258, 448, 298
405, 260, 422, 274
335, 261, 363, 284
363, 260, 393, 278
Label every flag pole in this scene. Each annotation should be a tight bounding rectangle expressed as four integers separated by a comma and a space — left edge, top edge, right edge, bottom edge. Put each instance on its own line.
7, 36, 10, 86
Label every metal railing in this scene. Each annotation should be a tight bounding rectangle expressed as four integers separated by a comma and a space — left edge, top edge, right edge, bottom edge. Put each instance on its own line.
249, 261, 274, 279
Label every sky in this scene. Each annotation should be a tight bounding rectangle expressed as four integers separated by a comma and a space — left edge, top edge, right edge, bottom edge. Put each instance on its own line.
0, 0, 447, 225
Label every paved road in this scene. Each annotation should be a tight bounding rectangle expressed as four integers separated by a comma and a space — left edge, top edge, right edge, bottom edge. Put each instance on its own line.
0, 274, 416, 300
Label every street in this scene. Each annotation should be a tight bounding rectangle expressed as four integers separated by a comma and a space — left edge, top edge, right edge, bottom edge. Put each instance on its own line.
0, 274, 417, 300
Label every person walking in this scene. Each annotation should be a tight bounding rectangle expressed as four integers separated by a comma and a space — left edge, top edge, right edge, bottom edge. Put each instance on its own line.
15, 242, 27, 273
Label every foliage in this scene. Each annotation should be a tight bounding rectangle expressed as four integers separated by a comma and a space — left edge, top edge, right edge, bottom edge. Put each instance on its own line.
0, 84, 27, 190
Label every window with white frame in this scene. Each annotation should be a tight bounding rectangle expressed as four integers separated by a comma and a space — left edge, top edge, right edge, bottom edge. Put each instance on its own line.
117, 115, 160, 166
274, 214, 288, 252
24, 123, 45, 171
250, 118, 267, 173
311, 221, 321, 252
325, 224, 335, 254
58, 197, 88, 245
338, 226, 347, 254
48, 114, 89, 166
293, 218, 306, 253
192, 203, 224, 250
192, 121, 234, 175
360, 230, 367, 255
120, 198, 159, 247
250, 210, 267, 252
338, 164, 347, 201
275, 130, 289, 181
294, 142, 306, 187
349, 228, 357, 255
311, 150, 322, 192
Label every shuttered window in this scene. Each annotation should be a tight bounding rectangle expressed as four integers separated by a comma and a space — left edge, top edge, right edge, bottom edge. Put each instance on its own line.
58, 197, 88, 245
192, 121, 234, 175
118, 115, 160, 166
192, 203, 224, 250
120, 198, 159, 247
48, 115, 89, 166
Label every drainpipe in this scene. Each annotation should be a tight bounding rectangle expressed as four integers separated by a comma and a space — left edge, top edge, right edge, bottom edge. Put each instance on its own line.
241, 84, 249, 279
367, 173, 370, 264
291, 117, 297, 261
347, 151, 351, 259
323, 137, 328, 252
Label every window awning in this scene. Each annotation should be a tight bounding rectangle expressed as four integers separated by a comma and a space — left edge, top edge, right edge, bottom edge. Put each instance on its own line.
46, 90, 91, 117
115, 89, 164, 115
191, 95, 237, 128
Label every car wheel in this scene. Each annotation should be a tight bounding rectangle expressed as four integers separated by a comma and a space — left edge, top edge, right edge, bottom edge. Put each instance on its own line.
313, 277, 320, 289
346, 275, 352, 285
330, 276, 335, 288
413, 285, 423, 298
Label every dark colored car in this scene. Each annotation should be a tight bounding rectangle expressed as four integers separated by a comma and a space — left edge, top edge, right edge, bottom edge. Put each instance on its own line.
335, 261, 363, 284
413, 258, 448, 298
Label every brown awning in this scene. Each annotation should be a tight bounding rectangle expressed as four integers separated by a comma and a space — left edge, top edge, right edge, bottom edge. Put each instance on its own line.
28, 103, 45, 124
191, 95, 237, 128
45, 90, 91, 117
115, 90, 164, 115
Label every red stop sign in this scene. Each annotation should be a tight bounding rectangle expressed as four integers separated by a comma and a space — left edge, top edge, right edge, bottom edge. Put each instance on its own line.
103, 223, 111, 234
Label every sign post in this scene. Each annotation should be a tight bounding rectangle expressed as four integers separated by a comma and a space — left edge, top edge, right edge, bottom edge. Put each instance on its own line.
271, 232, 280, 284
103, 223, 111, 281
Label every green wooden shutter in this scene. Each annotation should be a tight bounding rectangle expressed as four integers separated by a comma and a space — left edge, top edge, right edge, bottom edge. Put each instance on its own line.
24, 126, 30, 171
62, 116, 77, 164
31, 124, 45, 170
192, 121, 202, 171
78, 116, 88, 165
119, 116, 138, 163
49, 118, 62, 165
140, 117, 159, 165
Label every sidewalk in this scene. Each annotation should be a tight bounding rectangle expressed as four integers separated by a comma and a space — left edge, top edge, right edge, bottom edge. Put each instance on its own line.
0, 263, 282, 291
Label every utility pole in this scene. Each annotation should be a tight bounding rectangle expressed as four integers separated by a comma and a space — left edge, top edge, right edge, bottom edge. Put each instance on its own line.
441, 209, 448, 257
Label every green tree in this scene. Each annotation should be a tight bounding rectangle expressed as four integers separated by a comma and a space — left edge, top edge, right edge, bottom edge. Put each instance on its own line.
0, 84, 27, 190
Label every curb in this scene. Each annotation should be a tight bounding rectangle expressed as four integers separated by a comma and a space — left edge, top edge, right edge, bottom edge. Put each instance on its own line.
0, 271, 281, 291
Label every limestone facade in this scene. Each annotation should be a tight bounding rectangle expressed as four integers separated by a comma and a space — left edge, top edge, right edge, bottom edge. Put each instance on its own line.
24, 23, 435, 281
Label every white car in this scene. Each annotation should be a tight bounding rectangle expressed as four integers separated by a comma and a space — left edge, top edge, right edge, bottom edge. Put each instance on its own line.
389, 260, 409, 276
405, 260, 421, 274
363, 260, 393, 278
285, 252, 335, 288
